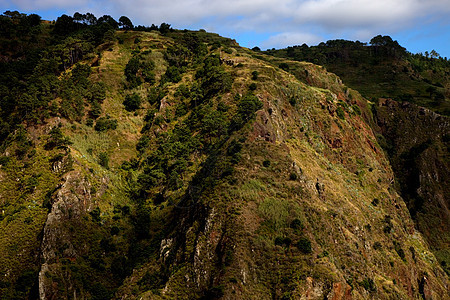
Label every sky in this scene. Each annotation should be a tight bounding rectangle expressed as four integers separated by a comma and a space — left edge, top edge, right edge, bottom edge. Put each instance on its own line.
2, 0, 450, 58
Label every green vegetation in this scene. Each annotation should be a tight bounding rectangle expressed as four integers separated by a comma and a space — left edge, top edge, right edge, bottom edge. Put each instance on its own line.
297, 237, 312, 254
123, 93, 142, 111
265, 36, 450, 115
0, 10, 448, 300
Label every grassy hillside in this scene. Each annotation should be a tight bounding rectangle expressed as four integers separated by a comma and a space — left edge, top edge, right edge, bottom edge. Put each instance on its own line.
0, 12, 448, 299
264, 37, 450, 115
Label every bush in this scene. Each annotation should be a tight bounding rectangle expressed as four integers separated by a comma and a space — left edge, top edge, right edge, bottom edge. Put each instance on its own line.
290, 218, 303, 230
124, 56, 142, 88
249, 82, 257, 91
148, 86, 167, 105
262, 160, 270, 167
373, 241, 382, 250
352, 104, 361, 115
98, 152, 109, 169
275, 236, 284, 246
275, 237, 292, 247
123, 93, 141, 111
297, 237, 312, 253
163, 66, 182, 83
289, 172, 298, 180
251, 70, 258, 80
394, 241, 406, 261
0, 156, 10, 165
94, 116, 118, 131
44, 126, 72, 150
136, 135, 150, 153
237, 94, 263, 121
336, 107, 345, 119
279, 63, 289, 71
90, 207, 101, 222
360, 278, 376, 292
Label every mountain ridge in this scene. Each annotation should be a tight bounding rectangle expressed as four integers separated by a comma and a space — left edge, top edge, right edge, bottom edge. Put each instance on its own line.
0, 12, 448, 299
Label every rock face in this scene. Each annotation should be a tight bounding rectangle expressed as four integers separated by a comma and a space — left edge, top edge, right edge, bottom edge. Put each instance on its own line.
39, 171, 92, 299
374, 98, 450, 275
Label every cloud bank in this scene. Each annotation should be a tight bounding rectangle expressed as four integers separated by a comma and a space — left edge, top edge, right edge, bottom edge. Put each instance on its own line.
4, 0, 450, 50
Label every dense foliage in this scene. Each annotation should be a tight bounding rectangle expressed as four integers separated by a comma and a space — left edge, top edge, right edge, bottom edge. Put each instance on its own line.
0, 11, 116, 149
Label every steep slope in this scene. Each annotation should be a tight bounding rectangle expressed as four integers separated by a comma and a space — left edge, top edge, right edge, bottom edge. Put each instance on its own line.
127, 48, 447, 299
264, 37, 450, 116
0, 26, 448, 300
373, 99, 450, 275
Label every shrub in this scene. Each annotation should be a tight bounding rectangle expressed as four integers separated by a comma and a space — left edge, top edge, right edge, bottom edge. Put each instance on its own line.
94, 117, 118, 131
283, 237, 292, 247
275, 237, 284, 246
360, 278, 376, 292
148, 86, 167, 105
0, 156, 10, 165
289, 172, 298, 180
275, 237, 292, 247
237, 94, 263, 121
90, 101, 102, 119
249, 82, 257, 91
98, 152, 109, 169
371, 198, 379, 206
394, 241, 406, 262
136, 135, 150, 153
123, 93, 141, 111
383, 225, 392, 234
90, 207, 101, 222
251, 70, 258, 80
279, 63, 289, 71
262, 160, 271, 167
297, 237, 312, 254
163, 66, 182, 83
44, 127, 72, 150
124, 56, 142, 88
290, 218, 303, 230
373, 241, 382, 250
352, 104, 361, 115
336, 107, 345, 119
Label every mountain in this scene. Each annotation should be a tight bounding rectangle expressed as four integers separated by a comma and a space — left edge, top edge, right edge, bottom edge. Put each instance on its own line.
264, 37, 450, 116
262, 38, 450, 281
0, 12, 448, 299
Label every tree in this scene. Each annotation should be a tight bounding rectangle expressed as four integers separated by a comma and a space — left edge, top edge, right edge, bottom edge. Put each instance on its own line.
54, 14, 76, 35
119, 16, 133, 30
159, 23, 171, 34
430, 50, 440, 59
97, 15, 118, 29
370, 35, 394, 47
84, 12, 97, 25
73, 12, 84, 23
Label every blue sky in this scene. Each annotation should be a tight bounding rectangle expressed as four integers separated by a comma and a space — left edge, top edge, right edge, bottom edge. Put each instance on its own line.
2, 0, 450, 58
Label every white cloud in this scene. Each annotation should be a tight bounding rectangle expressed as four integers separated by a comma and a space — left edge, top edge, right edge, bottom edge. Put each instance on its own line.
3, 0, 450, 49
7, 0, 89, 10
261, 32, 322, 49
